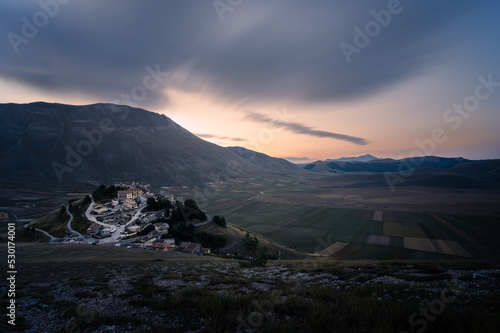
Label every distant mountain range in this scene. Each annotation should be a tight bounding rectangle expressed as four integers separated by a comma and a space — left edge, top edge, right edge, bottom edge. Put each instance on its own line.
304, 156, 469, 173
303, 156, 500, 188
327, 154, 378, 162
0, 102, 301, 187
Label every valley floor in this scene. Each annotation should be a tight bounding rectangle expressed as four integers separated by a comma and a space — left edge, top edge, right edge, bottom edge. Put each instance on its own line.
167, 178, 500, 260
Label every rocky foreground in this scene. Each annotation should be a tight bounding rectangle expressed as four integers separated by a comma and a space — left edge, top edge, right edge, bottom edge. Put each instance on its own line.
3, 249, 500, 333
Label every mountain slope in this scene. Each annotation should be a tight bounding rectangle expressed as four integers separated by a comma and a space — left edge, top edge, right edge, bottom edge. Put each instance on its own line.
227, 146, 302, 173
0, 102, 291, 186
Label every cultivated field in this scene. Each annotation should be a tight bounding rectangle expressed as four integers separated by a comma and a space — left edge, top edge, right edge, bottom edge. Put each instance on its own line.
0, 186, 93, 220
166, 175, 500, 260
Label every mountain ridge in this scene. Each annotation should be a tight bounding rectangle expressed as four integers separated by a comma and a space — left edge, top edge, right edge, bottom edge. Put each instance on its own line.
327, 154, 378, 162
227, 146, 300, 173
0, 102, 301, 187
302, 155, 500, 188
304, 156, 472, 173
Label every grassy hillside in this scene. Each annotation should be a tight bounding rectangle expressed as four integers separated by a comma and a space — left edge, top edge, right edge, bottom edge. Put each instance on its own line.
10, 225, 51, 243
197, 222, 308, 260
16, 198, 91, 241
24, 207, 69, 239
67, 198, 92, 235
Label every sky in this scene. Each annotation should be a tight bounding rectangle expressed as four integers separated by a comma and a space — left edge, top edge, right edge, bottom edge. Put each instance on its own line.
1, 0, 499, 162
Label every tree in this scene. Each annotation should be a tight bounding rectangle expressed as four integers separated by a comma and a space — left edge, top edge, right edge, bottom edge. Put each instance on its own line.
241, 232, 259, 265
148, 197, 174, 212
213, 215, 227, 228
166, 199, 207, 225
137, 224, 155, 236
254, 245, 268, 266
92, 184, 124, 202
184, 199, 207, 221
168, 201, 185, 225
146, 197, 157, 209
83, 195, 91, 205
164, 199, 174, 210
261, 245, 268, 259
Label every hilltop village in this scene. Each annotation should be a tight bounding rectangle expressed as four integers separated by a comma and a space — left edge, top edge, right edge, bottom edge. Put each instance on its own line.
57, 182, 219, 256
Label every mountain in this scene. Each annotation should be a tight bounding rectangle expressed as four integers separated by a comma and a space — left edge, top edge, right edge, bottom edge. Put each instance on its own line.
303, 156, 500, 189
227, 147, 300, 173
0, 102, 300, 187
304, 156, 470, 173
327, 154, 378, 162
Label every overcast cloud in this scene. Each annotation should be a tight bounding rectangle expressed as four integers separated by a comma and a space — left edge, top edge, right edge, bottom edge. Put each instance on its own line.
0, 0, 496, 109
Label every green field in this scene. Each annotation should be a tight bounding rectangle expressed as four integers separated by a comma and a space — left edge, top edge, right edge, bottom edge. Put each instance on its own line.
207, 199, 500, 259
164, 178, 500, 260
217, 201, 378, 252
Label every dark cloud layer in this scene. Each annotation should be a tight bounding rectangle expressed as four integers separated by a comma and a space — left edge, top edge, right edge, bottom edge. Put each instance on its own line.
0, 0, 498, 109
245, 111, 368, 145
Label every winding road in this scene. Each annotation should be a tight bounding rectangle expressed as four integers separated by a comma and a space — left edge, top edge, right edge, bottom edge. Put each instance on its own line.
193, 215, 212, 227
34, 228, 56, 240
85, 196, 114, 228
66, 204, 84, 238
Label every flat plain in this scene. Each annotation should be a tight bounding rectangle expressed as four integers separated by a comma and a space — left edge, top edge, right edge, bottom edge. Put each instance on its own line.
167, 174, 500, 260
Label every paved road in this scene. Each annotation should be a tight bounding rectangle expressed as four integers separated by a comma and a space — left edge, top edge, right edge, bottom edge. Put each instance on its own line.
85, 196, 114, 228
193, 215, 212, 227
66, 205, 84, 238
126, 205, 147, 227
34, 228, 56, 240
99, 204, 147, 244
